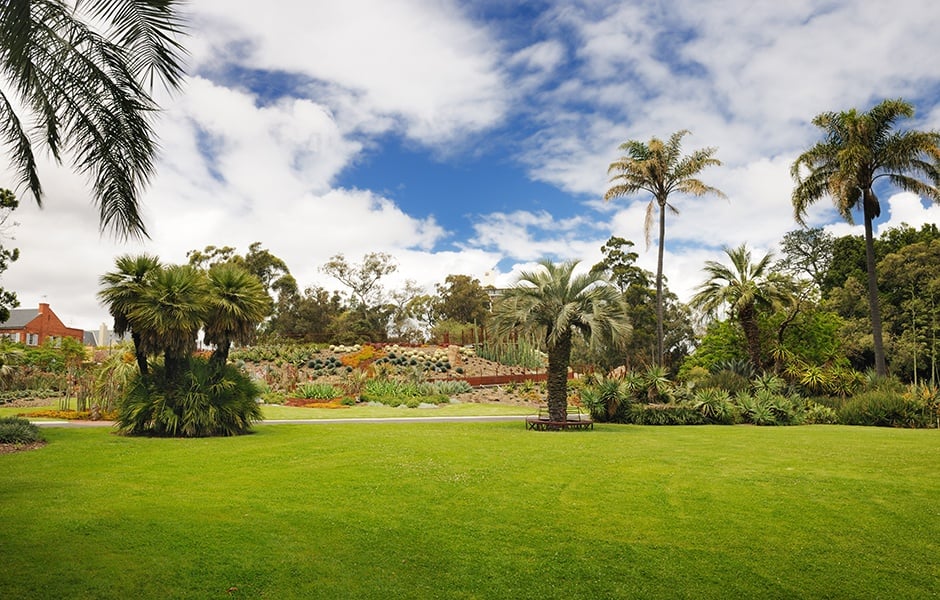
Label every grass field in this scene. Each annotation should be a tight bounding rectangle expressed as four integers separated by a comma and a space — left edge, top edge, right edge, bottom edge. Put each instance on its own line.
0, 400, 533, 421
1, 423, 937, 599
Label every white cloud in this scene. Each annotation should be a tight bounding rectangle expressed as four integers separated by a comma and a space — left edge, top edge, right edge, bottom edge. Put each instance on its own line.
188, 0, 509, 145
2, 0, 939, 331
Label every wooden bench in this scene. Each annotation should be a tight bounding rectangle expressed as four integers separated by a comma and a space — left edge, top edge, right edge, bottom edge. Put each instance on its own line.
525, 405, 593, 431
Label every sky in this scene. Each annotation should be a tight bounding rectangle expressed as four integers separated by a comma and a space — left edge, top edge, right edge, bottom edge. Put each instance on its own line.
4, 0, 940, 332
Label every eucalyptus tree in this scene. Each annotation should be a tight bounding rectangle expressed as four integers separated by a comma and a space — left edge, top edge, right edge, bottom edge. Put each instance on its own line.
490, 260, 631, 422
791, 99, 940, 376
605, 130, 724, 367
691, 244, 793, 370
776, 228, 835, 291
97, 253, 162, 375
0, 0, 187, 238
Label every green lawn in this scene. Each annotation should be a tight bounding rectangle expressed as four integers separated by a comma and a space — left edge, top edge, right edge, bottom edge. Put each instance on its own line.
0, 400, 533, 420
261, 401, 532, 420
1, 424, 937, 599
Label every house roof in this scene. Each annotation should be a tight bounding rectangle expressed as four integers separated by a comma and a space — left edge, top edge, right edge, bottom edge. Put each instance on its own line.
0, 307, 39, 329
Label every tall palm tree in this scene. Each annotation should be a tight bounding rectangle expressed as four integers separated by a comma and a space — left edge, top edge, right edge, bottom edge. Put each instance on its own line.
0, 0, 187, 239
129, 264, 208, 380
97, 253, 161, 375
605, 130, 724, 367
204, 263, 272, 369
691, 244, 793, 370
791, 99, 940, 376
491, 260, 631, 423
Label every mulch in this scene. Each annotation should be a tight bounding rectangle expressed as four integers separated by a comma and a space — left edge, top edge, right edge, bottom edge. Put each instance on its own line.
0, 441, 47, 455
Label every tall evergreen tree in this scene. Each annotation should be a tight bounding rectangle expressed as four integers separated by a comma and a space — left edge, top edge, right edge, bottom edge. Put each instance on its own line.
691, 245, 793, 370
605, 130, 724, 367
791, 99, 940, 376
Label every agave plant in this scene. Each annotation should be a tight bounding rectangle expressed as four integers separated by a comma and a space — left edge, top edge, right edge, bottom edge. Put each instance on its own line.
692, 387, 735, 423
580, 374, 631, 421
642, 365, 673, 403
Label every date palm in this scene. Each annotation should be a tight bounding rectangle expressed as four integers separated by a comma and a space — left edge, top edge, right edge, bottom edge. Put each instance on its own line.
0, 0, 186, 238
605, 130, 724, 367
491, 260, 631, 423
204, 263, 272, 368
691, 244, 793, 370
791, 99, 940, 376
97, 253, 161, 375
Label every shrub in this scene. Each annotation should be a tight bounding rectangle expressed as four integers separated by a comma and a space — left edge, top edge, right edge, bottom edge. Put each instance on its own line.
803, 402, 838, 425
733, 391, 795, 426
691, 388, 737, 424
296, 382, 341, 400
360, 379, 454, 407
0, 416, 45, 444
580, 375, 632, 423
838, 389, 934, 428
702, 369, 750, 395
115, 358, 262, 437
627, 403, 706, 426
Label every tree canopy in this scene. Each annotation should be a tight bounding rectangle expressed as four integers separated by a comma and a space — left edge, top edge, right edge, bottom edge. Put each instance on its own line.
0, 0, 188, 238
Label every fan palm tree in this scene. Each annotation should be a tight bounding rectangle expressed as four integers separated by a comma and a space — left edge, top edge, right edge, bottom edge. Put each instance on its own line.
791, 99, 940, 376
128, 264, 208, 380
204, 263, 272, 369
0, 0, 187, 239
605, 130, 724, 367
97, 253, 161, 375
491, 260, 631, 423
691, 244, 793, 370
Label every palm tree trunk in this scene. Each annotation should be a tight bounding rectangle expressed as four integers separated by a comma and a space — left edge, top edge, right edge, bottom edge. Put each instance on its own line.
655, 200, 666, 367
546, 334, 572, 422
210, 340, 231, 370
739, 304, 762, 370
863, 199, 887, 376
131, 331, 148, 376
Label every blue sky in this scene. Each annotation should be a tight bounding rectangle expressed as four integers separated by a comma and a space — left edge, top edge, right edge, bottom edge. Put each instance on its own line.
4, 0, 940, 329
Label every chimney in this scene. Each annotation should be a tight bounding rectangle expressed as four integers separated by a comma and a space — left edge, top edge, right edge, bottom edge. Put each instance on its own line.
39, 302, 50, 314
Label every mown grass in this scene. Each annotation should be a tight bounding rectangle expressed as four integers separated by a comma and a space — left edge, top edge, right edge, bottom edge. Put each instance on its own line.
261, 401, 532, 420
1, 424, 937, 599
1, 399, 532, 420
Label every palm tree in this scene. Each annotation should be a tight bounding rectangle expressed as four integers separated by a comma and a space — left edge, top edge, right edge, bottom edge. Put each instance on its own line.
97, 253, 162, 375
691, 244, 793, 370
0, 0, 187, 238
605, 130, 725, 367
791, 99, 940, 376
491, 260, 631, 423
129, 264, 208, 380
204, 263, 272, 368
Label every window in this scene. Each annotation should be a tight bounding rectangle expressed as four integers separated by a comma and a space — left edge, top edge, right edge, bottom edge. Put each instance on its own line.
26, 333, 39, 346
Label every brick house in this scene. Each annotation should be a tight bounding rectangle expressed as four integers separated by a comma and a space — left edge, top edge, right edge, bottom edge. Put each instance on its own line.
0, 302, 84, 346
